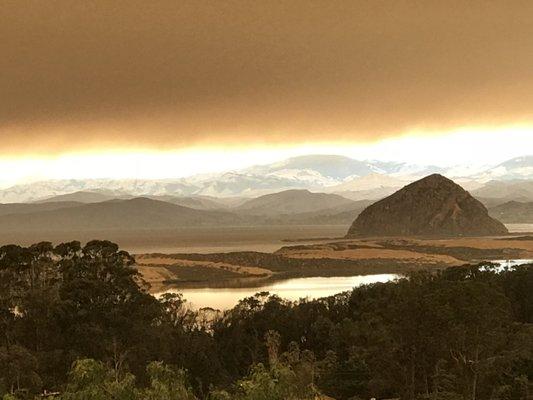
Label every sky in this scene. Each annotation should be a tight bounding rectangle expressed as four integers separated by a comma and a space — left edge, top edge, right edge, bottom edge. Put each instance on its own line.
1, 1, 533, 184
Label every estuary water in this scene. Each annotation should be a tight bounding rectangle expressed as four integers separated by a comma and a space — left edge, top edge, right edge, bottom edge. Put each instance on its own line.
162, 274, 399, 310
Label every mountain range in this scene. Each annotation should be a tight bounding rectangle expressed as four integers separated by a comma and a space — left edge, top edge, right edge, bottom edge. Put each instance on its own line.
0, 155, 532, 211
0, 198, 241, 232
0, 189, 375, 234
0, 174, 531, 236
0, 188, 528, 238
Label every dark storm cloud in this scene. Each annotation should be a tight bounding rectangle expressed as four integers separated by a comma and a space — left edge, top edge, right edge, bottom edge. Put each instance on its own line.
1, 0, 533, 154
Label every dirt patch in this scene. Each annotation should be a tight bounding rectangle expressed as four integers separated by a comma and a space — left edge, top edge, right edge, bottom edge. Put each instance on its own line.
281, 248, 461, 265
136, 265, 176, 292
136, 254, 272, 276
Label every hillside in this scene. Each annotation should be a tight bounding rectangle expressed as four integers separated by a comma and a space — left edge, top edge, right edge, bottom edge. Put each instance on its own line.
489, 201, 533, 223
235, 189, 354, 215
260, 200, 372, 225
471, 179, 533, 202
348, 174, 508, 237
0, 197, 242, 232
36, 190, 130, 203
0, 191, 370, 234
147, 195, 233, 210
0, 201, 83, 216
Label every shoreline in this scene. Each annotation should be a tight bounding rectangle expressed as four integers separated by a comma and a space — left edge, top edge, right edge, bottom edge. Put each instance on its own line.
136, 234, 533, 293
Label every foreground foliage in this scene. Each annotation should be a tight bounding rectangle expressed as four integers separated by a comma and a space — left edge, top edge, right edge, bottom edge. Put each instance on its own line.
0, 241, 531, 399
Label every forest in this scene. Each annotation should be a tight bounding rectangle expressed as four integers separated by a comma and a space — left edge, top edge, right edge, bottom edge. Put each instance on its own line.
0, 240, 531, 400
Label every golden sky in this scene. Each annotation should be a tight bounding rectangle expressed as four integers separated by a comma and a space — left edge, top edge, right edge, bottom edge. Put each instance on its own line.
2, 0, 533, 158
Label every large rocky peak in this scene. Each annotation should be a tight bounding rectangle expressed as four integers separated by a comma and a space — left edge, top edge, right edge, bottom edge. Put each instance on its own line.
347, 174, 508, 237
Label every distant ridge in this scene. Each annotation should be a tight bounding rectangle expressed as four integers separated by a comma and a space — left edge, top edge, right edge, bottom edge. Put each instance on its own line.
36, 190, 130, 203
488, 201, 533, 223
347, 174, 508, 237
0, 201, 83, 217
236, 189, 354, 215
0, 197, 242, 232
0, 154, 532, 203
0, 154, 457, 202
471, 180, 533, 203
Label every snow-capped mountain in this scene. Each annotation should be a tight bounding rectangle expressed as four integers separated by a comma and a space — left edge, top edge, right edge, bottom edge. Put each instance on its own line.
191, 172, 310, 197
0, 179, 201, 203
264, 169, 338, 187
245, 155, 401, 179
244, 155, 442, 180
471, 156, 533, 181
1, 154, 532, 203
327, 173, 407, 192
319, 173, 409, 201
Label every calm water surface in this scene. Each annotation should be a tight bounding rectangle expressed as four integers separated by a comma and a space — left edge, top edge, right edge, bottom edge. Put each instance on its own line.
162, 274, 399, 310
159, 256, 533, 310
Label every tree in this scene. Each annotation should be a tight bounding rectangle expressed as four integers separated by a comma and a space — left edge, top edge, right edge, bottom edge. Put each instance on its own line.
56, 240, 162, 381
141, 361, 197, 400
231, 331, 320, 400
61, 358, 136, 400
0, 345, 41, 395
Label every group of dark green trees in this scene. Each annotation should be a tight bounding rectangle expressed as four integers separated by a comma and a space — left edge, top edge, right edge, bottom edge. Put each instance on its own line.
0, 240, 531, 399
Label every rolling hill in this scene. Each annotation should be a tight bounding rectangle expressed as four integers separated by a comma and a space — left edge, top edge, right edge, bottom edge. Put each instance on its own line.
235, 189, 355, 215
0, 201, 84, 216
145, 195, 236, 210
260, 200, 372, 225
0, 197, 242, 232
488, 201, 533, 223
36, 190, 131, 203
471, 180, 533, 203
0, 190, 367, 234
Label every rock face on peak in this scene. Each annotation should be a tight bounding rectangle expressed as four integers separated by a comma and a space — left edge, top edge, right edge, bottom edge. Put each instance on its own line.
347, 174, 508, 237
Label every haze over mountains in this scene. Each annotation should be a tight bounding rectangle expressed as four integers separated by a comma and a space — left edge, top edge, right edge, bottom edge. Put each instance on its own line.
234, 189, 354, 216
2, 154, 533, 203
0, 197, 242, 232
0, 189, 373, 235
0, 154, 530, 237
488, 201, 533, 223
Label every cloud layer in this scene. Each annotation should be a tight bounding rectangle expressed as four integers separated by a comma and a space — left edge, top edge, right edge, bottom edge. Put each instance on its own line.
2, 1, 533, 154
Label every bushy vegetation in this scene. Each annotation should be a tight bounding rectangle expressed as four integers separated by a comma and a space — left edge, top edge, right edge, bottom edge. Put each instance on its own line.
0, 241, 531, 399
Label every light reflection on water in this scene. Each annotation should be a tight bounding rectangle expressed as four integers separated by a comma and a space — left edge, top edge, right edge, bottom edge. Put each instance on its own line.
162, 274, 399, 310
160, 257, 533, 311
